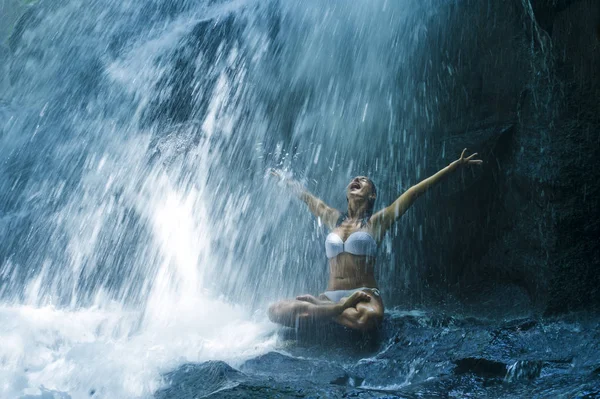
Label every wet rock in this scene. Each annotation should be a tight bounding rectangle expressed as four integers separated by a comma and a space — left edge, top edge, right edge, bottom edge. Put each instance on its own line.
156, 359, 405, 398
454, 357, 507, 378
277, 322, 382, 356
384, 0, 600, 316
351, 358, 415, 388
142, 13, 242, 128
155, 313, 600, 398
240, 351, 349, 384
330, 374, 365, 388
155, 361, 248, 399
499, 318, 538, 333
7, 3, 41, 52
504, 360, 543, 382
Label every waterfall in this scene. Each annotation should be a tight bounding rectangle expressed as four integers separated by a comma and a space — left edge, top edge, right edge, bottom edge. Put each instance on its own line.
0, 0, 452, 397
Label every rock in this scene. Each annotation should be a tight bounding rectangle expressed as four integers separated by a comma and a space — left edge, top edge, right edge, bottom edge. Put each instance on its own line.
155, 359, 402, 398
388, 0, 600, 315
504, 360, 543, 382
454, 357, 507, 378
155, 313, 600, 398
155, 361, 248, 399
240, 351, 349, 385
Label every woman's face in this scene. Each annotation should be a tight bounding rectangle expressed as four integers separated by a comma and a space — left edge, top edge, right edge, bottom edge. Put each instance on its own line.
347, 176, 374, 200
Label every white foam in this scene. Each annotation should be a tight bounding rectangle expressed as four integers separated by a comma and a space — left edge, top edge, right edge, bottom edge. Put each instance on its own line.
0, 300, 275, 399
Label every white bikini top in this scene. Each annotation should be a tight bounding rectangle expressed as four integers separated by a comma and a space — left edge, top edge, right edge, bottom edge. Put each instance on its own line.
325, 231, 378, 259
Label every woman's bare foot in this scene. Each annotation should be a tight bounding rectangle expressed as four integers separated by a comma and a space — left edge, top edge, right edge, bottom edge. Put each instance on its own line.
296, 294, 322, 304
342, 291, 371, 309
296, 294, 336, 306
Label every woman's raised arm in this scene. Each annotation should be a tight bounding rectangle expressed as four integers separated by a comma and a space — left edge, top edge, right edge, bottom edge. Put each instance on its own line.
370, 149, 482, 239
270, 169, 341, 229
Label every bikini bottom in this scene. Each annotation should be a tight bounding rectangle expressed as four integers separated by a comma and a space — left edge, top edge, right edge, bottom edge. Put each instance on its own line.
322, 287, 380, 303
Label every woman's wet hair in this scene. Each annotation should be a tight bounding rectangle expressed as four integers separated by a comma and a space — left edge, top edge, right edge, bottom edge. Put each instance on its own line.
365, 178, 377, 216
367, 178, 377, 202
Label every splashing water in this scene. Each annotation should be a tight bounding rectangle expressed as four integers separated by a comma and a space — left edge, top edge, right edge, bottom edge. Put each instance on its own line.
0, 0, 441, 397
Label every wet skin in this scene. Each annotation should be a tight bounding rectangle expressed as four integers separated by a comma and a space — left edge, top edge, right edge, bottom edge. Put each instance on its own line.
268, 150, 483, 332
268, 176, 384, 332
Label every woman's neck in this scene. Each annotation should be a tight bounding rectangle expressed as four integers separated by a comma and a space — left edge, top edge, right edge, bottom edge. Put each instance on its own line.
347, 201, 370, 221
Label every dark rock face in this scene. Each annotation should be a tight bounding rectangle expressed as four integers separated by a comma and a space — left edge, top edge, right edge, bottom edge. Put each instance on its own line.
155, 312, 600, 398
395, 0, 600, 314
538, 0, 600, 314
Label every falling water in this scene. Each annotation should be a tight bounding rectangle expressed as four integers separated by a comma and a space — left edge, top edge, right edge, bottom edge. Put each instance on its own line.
0, 0, 441, 397
6, 0, 595, 397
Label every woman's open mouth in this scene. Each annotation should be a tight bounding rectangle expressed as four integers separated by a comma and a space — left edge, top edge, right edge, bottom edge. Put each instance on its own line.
350, 182, 361, 190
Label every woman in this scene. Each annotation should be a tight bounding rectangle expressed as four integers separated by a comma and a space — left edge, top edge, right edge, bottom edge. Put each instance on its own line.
268, 149, 483, 331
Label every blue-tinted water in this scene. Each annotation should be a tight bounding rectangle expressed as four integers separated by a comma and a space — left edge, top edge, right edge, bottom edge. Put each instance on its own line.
1, 1, 598, 398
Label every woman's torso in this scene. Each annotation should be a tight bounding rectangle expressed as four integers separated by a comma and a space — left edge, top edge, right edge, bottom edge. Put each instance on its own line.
325, 221, 378, 291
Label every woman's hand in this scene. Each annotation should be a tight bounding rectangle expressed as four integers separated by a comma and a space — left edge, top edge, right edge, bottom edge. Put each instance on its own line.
269, 168, 285, 181
269, 168, 303, 195
268, 168, 340, 228
455, 148, 483, 166
269, 168, 296, 190
342, 291, 371, 309
370, 148, 483, 238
